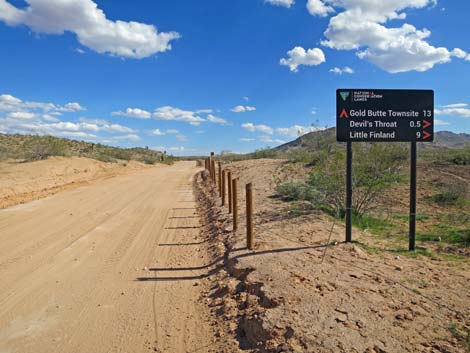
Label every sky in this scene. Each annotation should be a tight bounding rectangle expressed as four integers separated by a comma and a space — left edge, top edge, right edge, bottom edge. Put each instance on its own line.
0, 0, 469, 156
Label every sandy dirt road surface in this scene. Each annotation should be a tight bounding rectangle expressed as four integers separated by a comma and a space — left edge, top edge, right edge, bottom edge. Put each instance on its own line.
0, 161, 218, 353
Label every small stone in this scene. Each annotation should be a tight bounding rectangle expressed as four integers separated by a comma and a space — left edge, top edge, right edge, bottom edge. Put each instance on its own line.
395, 266, 403, 271
245, 294, 259, 307
228, 322, 237, 332
404, 313, 413, 320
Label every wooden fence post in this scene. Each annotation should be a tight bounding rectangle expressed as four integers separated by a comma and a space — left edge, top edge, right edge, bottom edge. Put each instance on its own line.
211, 159, 216, 184
209, 156, 212, 179
246, 183, 254, 250
232, 178, 238, 231
218, 162, 222, 196
222, 170, 226, 206
227, 171, 232, 213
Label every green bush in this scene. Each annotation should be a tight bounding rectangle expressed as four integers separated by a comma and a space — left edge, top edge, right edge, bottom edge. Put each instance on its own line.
251, 148, 277, 159
431, 191, 460, 205
287, 149, 328, 166
417, 229, 470, 244
427, 148, 470, 165
304, 143, 406, 218
140, 155, 159, 165
94, 154, 117, 163
0, 133, 170, 165
275, 181, 318, 202
24, 137, 67, 161
450, 150, 470, 165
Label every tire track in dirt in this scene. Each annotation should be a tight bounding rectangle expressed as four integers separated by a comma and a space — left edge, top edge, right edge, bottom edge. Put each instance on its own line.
0, 161, 219, 353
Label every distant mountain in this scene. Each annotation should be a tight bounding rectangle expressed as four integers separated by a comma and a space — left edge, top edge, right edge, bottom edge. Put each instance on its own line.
274, 128, 470, 151
432, 131, 470, 148
275, 128, 337, 152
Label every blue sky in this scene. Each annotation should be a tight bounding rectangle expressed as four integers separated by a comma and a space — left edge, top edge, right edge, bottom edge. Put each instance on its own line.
0, 0, 469, 155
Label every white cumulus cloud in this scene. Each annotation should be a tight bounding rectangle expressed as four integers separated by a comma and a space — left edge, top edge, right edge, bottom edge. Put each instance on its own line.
435, 103, 470, 118
207, 114, 229, 125
329, 66, 354, 74
275, 125, 322, 137
7, 111, 36, 120
280, 46, 326, 72
312, 0, 469, 73
149, 128, 180, 136
153, 106, 205, 126
241, 123, 274, 135
0, 0, 180, 59
59, 102, 86, 112
264, 0, 295, 8
231, 105, 256, 113
306, 0, 334, 17
260, 135, 286, 144
0, 93, 86, 113
112, 108, 151, 119
440, 103, 468, 108
435, 119, 450, 126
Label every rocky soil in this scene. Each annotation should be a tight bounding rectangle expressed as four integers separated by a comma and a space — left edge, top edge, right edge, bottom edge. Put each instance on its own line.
194, 159, 470, 353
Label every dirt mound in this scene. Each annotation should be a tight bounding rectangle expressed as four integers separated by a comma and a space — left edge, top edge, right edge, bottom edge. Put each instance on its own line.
0, 157, 155, 209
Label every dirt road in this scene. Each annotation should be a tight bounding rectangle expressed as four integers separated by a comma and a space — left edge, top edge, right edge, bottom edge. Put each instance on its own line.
0, 161, 217, 353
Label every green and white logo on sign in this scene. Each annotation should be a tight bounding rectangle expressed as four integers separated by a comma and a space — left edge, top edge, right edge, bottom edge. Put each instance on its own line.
340, 91, 350, 101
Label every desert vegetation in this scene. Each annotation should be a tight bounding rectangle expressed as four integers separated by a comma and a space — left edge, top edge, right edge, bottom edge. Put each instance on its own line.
0, 133, 173, 164
263, 132, 470, 257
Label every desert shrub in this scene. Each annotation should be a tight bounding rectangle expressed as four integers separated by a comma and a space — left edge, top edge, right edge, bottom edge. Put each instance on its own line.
417, 229, 470, 244
431, 191, 460, 205
287, 200, 316, 217
306, 143, 406, 218
449, 149, 470, 165
430, 182, 467, 206
428, 148, 470, 165
24, 137, 67, 161
251, 148, 277, 159
275, 181, 318, 202
94, 154, 117, 163
287, 149, 328, 166
93, 146, 132, 161
109, 149, 132, 161
449, 323, 470, 351
140, 155, 159, 165
0, 146, 8, 160
0, 134, 172, 165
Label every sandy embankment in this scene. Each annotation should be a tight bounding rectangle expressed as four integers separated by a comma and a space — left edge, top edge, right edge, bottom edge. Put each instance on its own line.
0, 157, 154, 209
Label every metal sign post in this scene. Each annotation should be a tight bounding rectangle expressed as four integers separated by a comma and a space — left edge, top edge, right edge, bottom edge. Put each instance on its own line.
336, 89, 434, 250
409, 142, 417, 251
346, 142, 353, 243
